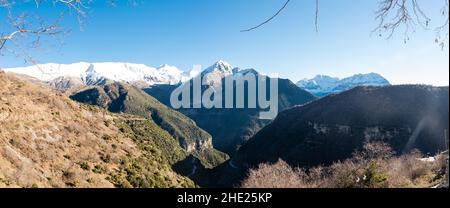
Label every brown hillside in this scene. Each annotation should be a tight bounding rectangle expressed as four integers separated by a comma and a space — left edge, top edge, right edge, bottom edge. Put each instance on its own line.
0, 71, 194, 188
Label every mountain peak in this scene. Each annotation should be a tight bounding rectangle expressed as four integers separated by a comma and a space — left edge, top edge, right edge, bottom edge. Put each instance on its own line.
158, 64, 171, 68
208, 60, 233, 73
215, 59, 231, 66
199, 61, 234, 86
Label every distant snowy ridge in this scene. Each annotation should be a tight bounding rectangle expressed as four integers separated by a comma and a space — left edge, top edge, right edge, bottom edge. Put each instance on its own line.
4, 62, 200, 87
4, 60, 260, 89
297, 73, 390, 97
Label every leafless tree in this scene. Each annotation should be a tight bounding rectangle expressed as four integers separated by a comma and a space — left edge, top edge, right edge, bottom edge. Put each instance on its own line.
0, 0, 140, 67
0, 0, 90, 52
242, 0, 449, 47
374, 0, 449, 48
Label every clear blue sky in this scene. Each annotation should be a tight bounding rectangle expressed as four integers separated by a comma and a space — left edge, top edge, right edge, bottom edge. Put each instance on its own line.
1, 0, 448, 86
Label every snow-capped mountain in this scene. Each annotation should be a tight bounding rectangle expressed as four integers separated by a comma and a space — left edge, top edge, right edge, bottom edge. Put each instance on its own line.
4, 62, 200, 88
199, 60, 236, 87
297, 75, 340, 96
297, 73, 390, 97
194, 60, 263, 88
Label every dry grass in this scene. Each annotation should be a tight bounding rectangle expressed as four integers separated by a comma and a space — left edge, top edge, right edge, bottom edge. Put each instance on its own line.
241, 142, 448, 188
0, 72, 192, 188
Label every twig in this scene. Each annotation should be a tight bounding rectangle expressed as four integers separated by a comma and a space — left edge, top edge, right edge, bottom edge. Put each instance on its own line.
241, 0, 291, 32
315, 0, 319, 33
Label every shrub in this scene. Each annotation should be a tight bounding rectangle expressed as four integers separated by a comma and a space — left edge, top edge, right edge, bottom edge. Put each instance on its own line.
92, 165, 105, 174
240, 142, 446, 188
104, 120, 112, 127
100, 154, 112, 163
102, 134, 112, 141
432, 153, 448, 176
240, 159, 306, 188
86, 178, 94, 184
359, 141, 394, 160
385, 150, 441, 187
80, 162, 91, 171
327, 159, 363, 188
62, 170, 78, 187
361, 161, 388, 188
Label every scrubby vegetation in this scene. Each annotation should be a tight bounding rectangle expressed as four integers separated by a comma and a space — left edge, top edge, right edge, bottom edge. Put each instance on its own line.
194, 148, 230, 169
104, 118, 196, 188
0, 72, 195, 188
70, 82, 228, 168
108, 157, 195, 188
241, 142, 448, 188
114, 119, 188, 165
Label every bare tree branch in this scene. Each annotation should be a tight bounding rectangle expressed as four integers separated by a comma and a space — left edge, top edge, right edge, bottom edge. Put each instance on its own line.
435, 0, 449, 49
241, 0, 320, 33
241, 0, 291, 32
373, 0, 449, 47
0, 0, 90, 52
315, 0, 319, 33
374, 0, 426, 41
0, 0, 140, 66
241, 0, 448, 47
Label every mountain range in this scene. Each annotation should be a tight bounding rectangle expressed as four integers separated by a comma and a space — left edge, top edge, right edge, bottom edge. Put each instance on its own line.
4, 62, 200, 91
6, 61, 315, 155
3, 61, 448, 188
297, 73, 390, 97
4, 61, 395, 156
5, 62, 391, 98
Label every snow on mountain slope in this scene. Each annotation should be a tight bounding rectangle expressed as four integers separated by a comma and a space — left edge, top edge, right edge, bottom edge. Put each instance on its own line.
193, 60, 265, 89
297, 75, 340, 95
297, 73, 390, 97
199, 60, 236, 87
4, 62, 198, 88
5, 60, 264, 91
